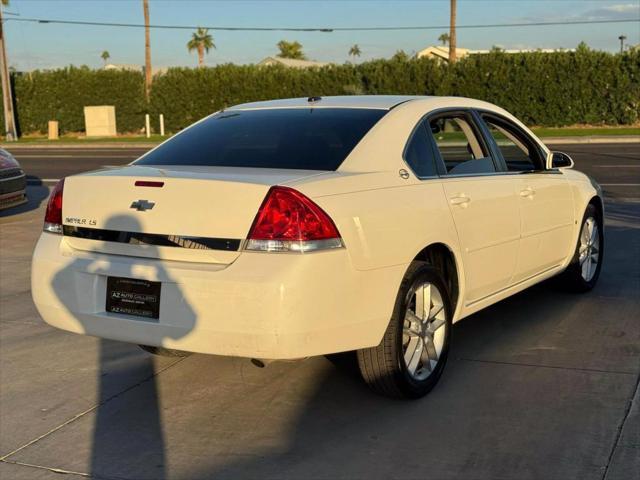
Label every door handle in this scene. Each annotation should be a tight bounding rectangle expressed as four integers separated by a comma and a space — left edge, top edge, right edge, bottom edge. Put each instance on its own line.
520, 187, 535, 197
450, 195, 471, 206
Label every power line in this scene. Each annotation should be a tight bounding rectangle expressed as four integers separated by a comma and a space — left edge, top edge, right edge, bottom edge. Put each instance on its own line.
4, 16, 640, 32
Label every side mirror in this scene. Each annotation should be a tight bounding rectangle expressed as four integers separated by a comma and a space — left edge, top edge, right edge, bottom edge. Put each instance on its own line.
552, 151, 574, 169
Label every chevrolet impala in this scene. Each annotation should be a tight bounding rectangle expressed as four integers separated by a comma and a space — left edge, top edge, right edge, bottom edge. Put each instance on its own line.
31, 96, 604, 398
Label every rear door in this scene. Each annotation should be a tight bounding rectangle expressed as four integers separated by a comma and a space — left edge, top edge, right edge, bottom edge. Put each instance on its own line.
477, 112, 574, 282
428, 111, 521, 304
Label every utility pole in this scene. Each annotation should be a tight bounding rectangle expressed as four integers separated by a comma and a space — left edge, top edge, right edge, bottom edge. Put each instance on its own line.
618, 35, 627, 54
143, 0, 152, 102
448, 0, 457, 63
0, 2, 17, 141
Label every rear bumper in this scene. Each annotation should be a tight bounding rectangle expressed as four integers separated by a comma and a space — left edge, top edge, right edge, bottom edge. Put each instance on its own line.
0, 172, 27, 210
0, 189, 27, 210
31, 233, 403, 359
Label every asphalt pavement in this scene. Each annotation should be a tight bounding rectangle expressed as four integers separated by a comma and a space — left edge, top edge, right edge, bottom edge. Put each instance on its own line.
0, 143, 638, 479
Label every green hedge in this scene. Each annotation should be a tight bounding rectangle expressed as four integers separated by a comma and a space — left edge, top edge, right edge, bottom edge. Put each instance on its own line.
2, 48, 639, 136
4, 67, 146, 135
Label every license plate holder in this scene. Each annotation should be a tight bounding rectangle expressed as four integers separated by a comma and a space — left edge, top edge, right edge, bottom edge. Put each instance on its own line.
106, 276, 161, 319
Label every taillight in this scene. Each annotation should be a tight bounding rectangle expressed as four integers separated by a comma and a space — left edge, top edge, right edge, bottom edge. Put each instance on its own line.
246, 186, 343, 253
44, 178, 65, 234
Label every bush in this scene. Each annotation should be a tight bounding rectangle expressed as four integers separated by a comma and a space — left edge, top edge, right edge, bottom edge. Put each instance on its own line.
3, 66, 146, 135
2, 48, 638, 136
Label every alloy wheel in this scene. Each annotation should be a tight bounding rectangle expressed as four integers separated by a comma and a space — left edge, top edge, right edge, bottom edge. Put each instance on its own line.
402, 282, 447, 381
579, 216, 600, 282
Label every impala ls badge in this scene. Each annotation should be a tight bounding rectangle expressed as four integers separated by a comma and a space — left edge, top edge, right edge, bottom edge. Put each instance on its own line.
130, 199, 155, 211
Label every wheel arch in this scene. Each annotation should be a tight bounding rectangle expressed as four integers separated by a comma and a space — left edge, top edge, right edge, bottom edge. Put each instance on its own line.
411, 242, 462, 320
589, 194, 604, 219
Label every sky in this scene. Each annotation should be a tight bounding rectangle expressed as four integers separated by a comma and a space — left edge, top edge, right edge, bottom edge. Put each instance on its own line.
3, 0, 640, 71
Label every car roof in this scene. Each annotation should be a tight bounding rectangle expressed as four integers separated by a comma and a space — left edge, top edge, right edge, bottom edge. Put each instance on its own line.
227, 95, 503, 112
228, 95, 424, 111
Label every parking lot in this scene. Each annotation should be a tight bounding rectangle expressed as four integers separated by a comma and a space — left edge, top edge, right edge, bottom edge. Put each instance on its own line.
1, 143, 638, 479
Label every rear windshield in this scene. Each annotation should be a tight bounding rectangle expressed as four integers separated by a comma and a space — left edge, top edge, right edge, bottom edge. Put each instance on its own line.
135, 108, 387, 171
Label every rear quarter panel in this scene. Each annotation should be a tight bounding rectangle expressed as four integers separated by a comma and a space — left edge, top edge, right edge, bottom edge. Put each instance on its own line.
295, 173, 465, 322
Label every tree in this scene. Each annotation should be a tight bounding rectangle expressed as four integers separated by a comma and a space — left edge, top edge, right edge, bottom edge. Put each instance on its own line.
449, 0, 457, 63
187, 28, 215, 67
349, 44, 362, 59
391, 50, 410, 62
100, 50, 110, 66
438, 33, 450, 46
142, 0, 152, 101
276, 40, 306, 60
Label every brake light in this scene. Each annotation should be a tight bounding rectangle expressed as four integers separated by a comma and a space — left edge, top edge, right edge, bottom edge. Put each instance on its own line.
135, 180, 164, 187
246, 186, 343, 253
44, 179, 65, 234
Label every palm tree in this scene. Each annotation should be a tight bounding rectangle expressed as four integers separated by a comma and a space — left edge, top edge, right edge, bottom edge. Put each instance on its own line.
348, 44, 362, 60
438, 33, 450, 46
449, 0, 457, 63
187, 28, 215, 67
100, 50, 110, 66
142, 0, 152, 101
276, 40, 306, 60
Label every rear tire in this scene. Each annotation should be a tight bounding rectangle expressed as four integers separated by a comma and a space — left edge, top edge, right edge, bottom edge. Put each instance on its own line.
357, 262, 452, 399
138, 345, 191, 358
556, 203, 603, 292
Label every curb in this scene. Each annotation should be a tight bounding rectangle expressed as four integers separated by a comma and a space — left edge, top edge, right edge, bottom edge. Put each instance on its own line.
542, 136, 640, 145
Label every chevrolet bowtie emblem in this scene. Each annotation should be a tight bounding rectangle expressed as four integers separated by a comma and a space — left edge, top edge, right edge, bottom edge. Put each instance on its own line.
130, 199, 155, 211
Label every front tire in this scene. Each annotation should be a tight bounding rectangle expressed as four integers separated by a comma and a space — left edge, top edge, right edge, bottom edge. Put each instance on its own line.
557, 203, 604, 292
357, 262, 452, 399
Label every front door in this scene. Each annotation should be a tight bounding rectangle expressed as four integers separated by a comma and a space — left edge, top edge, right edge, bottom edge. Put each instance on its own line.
478, 113, 575, 283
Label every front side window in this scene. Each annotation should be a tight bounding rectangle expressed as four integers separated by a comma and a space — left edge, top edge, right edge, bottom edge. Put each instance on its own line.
404, 122, 438, 178
136, 108, 387, 171
429, 114, 495, 175
481, 115, 543, 172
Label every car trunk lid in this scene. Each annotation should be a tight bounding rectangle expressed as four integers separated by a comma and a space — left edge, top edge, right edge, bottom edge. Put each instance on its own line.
61, 165, 327, 264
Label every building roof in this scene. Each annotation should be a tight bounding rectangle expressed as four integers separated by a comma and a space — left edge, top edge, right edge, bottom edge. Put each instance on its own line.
417, 45, 574, 61
104, 63, 142, 72
257, 56, 330, 68
471, 48, 575, 54
103, 64, 168, 75
416, 46, 471, 60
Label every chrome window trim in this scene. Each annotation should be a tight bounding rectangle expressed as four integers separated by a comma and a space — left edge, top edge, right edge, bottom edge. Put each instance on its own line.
438, 169, 563, 180
402, 107, 563, 182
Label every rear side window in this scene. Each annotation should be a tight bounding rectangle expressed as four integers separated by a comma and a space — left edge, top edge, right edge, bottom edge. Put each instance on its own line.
135, 108, 387, 171
404, 123, 437, 178
481, 115, 544, 171
429, 114, 496, 175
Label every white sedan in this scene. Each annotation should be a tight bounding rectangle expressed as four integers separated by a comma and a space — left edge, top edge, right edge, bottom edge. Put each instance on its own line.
31, 96, 603, 398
